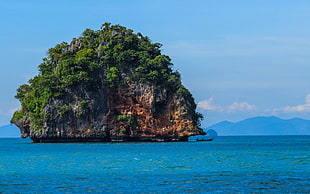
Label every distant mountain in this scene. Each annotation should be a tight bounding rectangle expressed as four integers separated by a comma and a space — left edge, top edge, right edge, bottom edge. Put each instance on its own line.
207, 116, 310, 136
0, 124, 20, 138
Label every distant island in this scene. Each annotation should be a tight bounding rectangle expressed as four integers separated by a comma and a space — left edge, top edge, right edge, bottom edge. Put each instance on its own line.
11, 23, 204, 143
208, 116, 310, 136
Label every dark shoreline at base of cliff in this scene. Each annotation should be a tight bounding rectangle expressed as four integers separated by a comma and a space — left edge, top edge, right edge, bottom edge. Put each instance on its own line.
30, 136, 190, 143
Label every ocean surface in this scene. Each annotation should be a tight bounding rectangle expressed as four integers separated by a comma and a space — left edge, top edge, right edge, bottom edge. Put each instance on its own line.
0, 136, 309, 193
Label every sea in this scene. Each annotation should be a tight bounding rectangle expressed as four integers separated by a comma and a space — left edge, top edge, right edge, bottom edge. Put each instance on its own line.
0, 136, 309, 193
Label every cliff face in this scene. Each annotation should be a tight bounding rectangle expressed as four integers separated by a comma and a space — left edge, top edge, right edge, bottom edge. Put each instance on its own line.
12, 23, 204, 142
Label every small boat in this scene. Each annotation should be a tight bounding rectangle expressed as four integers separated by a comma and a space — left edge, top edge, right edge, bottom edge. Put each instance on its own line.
196, 137, 214, 141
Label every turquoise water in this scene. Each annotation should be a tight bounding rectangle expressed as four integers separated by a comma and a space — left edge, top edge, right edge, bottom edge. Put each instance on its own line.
0, 136, 309, 193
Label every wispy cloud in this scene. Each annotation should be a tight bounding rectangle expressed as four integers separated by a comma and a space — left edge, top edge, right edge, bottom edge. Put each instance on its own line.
228, 102, 256, 112
272, 94, 310, 113
198, 97, 256, 113
197, 98, 223, 112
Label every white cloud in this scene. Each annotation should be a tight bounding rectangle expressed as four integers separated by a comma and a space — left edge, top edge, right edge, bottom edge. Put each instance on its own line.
228, 102, 256, 112
272, 94, 310, 113
197, 98, 223, 112
198, 98, 255, 113
283, 94, 310, 112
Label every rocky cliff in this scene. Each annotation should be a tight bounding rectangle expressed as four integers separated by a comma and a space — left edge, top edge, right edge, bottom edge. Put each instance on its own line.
11, 23, 204, 142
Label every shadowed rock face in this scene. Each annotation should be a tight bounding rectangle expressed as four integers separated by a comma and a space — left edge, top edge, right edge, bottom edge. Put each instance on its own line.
12, 24, 204, 142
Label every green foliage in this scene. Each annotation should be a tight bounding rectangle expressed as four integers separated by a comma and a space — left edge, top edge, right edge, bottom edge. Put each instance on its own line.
10, 110, 25, 123
15, 84, 31, 100
120, 128, 127, 133
79, 100, 88, 109
116, 115, 132, 125
105, 67, 119, 87
56, 105, 70, 116
11, 23, 202, 131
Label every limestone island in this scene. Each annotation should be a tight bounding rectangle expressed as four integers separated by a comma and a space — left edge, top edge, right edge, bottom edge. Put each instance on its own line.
11, 23, 205, 143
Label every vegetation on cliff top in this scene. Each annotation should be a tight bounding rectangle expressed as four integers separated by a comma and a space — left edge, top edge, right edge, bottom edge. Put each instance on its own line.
11, 23, 203, 130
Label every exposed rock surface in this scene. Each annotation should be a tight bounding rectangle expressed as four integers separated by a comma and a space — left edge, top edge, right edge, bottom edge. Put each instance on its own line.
12, 23, 204, 142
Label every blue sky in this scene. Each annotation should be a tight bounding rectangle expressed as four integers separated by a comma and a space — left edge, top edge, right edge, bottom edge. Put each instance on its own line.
1, 0, 310, 128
